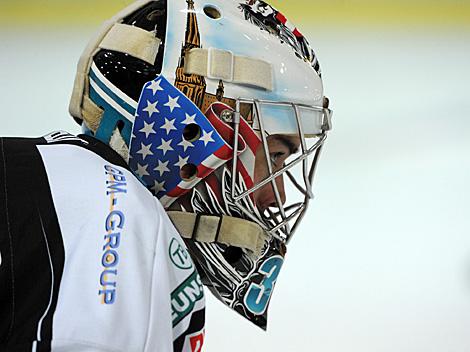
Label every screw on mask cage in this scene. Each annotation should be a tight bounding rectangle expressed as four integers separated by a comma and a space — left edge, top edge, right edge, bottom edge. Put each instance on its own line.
229, 98, 332, 244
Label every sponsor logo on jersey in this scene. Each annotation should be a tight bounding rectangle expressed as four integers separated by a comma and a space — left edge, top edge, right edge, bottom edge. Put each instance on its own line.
99, 165, 128, 304
190, 332, 204, 352
171, 270, 204, 327
169, 237, 193, 270
183, 330, 205, 352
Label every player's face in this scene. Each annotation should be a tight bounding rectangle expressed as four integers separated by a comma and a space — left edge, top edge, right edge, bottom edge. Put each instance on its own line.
253, 135, 300, 211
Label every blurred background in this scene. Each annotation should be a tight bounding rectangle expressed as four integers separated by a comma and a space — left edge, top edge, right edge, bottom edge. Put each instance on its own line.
1, 0, 469, 351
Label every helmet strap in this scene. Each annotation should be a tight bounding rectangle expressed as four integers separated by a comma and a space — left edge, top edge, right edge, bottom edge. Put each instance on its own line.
109, 128, 130, 162
167, 211, 269, 258
94, 109, 133, 146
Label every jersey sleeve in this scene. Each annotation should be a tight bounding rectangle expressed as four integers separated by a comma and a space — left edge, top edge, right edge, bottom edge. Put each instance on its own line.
145, 199, 205, 352
0, 136, 68, 351
0, 138, 9, 342
0, 134, 205, 351
36, 140, 205, 352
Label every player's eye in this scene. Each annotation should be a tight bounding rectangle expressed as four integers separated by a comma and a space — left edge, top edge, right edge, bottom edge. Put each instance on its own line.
270, 152, 285, 167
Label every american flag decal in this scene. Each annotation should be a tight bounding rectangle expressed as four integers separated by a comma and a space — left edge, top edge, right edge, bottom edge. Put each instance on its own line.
129, 75, 238, 206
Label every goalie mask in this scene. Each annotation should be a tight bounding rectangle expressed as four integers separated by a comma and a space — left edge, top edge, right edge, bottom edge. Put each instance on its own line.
69, 0, 332, 330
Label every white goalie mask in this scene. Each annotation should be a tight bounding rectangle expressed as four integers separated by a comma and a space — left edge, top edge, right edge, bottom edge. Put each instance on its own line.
69, 0, 332, 329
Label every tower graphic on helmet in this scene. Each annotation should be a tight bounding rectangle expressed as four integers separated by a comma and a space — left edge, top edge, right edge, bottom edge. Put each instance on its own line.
174, 0, 253, 123
174, 0, 207, 109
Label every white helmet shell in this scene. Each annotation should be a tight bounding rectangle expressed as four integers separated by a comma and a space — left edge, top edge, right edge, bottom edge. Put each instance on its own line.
162, 0, 325, 136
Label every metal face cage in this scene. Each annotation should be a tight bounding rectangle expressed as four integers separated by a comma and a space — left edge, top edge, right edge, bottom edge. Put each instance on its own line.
230, 98, 332, 244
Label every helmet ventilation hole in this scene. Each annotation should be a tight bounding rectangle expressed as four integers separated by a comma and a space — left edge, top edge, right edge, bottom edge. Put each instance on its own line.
183, 123, 201, 142
222, 246, 243, 264
180, 163, 198, 181
203, 5, 222, 20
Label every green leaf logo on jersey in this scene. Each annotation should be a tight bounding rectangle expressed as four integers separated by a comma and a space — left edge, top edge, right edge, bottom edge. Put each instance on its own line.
169, 237, 193, 270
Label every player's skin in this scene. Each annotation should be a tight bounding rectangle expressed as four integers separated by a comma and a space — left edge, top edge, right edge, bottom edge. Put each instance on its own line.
253, 134, 300, 210
254, 97, 329, 210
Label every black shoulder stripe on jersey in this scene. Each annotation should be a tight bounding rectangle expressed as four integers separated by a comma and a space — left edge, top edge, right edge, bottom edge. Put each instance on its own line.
0, 138, 15, 344
77, 134, 130, 169
37, 132, 130, 172
0, 137, 65, 351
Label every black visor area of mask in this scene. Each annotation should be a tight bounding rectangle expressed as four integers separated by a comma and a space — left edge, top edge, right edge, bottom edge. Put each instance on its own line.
93, 0, 167, 102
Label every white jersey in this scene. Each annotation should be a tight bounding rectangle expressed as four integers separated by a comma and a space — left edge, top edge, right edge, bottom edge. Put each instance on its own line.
0, 132, 205, 352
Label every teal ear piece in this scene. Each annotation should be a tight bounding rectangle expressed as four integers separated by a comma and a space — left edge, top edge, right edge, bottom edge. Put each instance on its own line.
88, 69, 135, 146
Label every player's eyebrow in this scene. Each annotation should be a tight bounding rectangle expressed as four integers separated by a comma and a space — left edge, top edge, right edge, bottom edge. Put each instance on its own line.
271, 135, 299, 155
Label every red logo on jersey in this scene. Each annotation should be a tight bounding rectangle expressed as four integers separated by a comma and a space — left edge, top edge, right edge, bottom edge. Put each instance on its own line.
189, 331, 204, 352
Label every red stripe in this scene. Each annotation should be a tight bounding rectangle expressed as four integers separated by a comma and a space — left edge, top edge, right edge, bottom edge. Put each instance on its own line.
226, 158, 254, 193
207, 101, 260, 156
214, 144, 233, 160
167, 186, 187, 198
238, 161, 254, 190
239, 118, 260, 155
236, 160, 255, 200
197, 164, 214, 179
276, 12, 287, 25
293, 28, 303, 38
168, 163, 255, 202
204, 172, 223, 204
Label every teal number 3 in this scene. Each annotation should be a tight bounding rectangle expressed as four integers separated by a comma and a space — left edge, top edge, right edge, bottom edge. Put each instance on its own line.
244, 255, 284, 315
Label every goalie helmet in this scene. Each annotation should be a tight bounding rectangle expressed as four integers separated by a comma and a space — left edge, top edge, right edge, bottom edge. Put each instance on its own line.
69, 0, 332, 329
